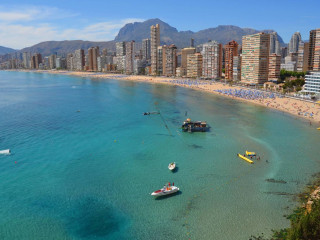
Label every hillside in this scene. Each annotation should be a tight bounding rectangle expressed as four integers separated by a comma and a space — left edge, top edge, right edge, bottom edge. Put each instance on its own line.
5, 18, 285, 56
0, 46, 16, 55
19, 40, 115, 56
115, 18, 284, 47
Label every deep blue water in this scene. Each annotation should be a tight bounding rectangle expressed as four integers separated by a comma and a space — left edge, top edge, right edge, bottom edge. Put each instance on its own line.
0, 71, 320, 239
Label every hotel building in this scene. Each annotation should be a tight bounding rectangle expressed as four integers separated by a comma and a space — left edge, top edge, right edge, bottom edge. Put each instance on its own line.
241, 32, 270, 85
225, 40, 239, 80
151, 24, 160, 75
201, 41, 222, 79
187, 53, 203, 78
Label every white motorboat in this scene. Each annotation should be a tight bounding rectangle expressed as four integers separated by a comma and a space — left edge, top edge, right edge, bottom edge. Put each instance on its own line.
0, 149, 10, 155
151, 183, 179, 196
168, 162, 176, 171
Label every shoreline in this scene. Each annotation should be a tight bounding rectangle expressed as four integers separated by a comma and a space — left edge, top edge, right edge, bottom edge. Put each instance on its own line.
6, 69, 320, 124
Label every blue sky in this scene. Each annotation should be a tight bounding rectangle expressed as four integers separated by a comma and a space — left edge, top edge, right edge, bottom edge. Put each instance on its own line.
0, 0, 319, 49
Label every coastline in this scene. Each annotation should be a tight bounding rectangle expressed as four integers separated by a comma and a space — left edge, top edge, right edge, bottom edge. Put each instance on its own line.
8, 69, 320, 124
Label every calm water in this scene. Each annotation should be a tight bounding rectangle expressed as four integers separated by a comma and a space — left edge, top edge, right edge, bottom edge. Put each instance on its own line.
0, 71, 320, 240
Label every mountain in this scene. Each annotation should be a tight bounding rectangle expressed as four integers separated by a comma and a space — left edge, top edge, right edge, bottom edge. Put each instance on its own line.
10, 19, 284, 56
19, 40, 115, 56
0, 46, 16, 55
115, 18, 284, 47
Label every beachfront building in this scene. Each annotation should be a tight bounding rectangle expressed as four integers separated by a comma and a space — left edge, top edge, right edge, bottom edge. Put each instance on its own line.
241, 32, 270, 85
116, 42, 126, 57
308, 29, 320, 71
233, 55, 241, 81
289, 32, 302, 53
49, 54, 56, 69
268, 54, 281, 82
125, 41, 135, 74
22, 52, 30, 69
164, 44, 177, 77
187, 53, 202, 78
30, 53, 42, 69
67, 53, 74, 70
201, 41, 222, 79
304, 72, 320, 93
297, 42, 309, 72
225, 40, 239, 80
181, 47, 196, 77
142, 38, 151, 62
88, 47, 99, 71
74, 49, 85, 71
56, 57, 66, 69
151, 24, 160, 75
157, 45, 166, 75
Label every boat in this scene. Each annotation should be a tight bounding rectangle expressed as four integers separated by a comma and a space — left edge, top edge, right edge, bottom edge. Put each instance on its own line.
151, 183, 179, 196
168, 162, 176, 171
143, 111, 160, 115
237, 153, 254, 164
246, 151, 256, 156
0, 149, 10, 155
181, 118, 209, 132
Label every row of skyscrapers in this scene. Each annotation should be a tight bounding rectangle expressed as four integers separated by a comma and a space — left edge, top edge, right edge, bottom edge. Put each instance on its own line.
1, 26, 320, 88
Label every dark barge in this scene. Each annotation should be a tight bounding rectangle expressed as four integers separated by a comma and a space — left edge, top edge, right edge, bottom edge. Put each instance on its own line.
181, 118, 209, 132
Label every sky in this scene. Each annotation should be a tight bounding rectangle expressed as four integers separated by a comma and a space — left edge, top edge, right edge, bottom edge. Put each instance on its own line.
0, 0, 319, 49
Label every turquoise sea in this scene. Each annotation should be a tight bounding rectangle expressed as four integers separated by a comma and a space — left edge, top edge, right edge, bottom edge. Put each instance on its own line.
0, 71, 320, 240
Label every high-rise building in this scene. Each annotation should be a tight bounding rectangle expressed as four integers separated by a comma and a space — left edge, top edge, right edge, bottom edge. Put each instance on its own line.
187, 53, 203, 78
97, 56, 106, 72
125, 41, 135, 74
241, 33, 270, 85
201, 41, 222, 79
157, 45, 166, 75
30, 53, 42, 69
102, 48, 108, 57
268, 54, 281, 82
116, 42, 126, 57
269, 32, 281, 55
150, 24, 160, 75
88, 47, 99, 71
164, 44, 177, 77
233, 55, 241, 81
49, 54, 56, 69
181, 47, 196, 76
67, 53, 74, 70
308, 29, 320, 71
56, 57, 65, 69
43, 57, 50, 69
22, 52, 30, 69
304, 72, 320, 93
289, 32, 302, 53
297, 42, 309, 72
190, 38, 194, 48
74, 49, 85, 71
142, 39, 151, 61
225, 40, 239, 80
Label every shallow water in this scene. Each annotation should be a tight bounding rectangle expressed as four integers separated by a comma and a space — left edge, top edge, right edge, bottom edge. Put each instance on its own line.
0, 71, 320, 240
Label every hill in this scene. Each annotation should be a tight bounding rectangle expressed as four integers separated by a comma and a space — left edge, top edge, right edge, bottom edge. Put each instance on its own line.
19, 40, 115, 56
0, 46, 16, 55
115, 18, 284, 47
8, 19, 285, 56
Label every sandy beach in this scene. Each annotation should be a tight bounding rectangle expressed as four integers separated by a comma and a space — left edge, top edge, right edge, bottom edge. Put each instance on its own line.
14, 70, 320, 125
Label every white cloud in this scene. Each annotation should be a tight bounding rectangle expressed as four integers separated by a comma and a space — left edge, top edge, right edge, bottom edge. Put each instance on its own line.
0, 6, 78, 22
0, 18, 145, 49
